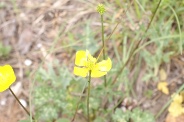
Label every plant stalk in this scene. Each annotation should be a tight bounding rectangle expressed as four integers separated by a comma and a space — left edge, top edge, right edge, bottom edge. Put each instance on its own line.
71, 82, 87, 122
9, 87, 35, 120
100, 14, 107, 87
87, 71, 91, 122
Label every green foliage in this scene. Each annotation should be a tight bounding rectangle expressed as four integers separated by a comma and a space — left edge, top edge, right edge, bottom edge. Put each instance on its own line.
144, 89, 153, 99
131, 108, 155, 122
0, 42, 11, 58
29, 0, 184, 121
33, 62, 77, 121
112, 109, 130, 122
141, 49, 173, 82
94, 117, 107, 122
55, 118, 70, 122
112, 108, 155, 122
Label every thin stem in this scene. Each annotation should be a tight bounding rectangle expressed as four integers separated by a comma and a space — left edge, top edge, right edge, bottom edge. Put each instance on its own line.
100, 14, 107, 87
87, 71, 91, 122
101, 15, 105, 60
71, 82, 87, 122
9, 87, 35, 120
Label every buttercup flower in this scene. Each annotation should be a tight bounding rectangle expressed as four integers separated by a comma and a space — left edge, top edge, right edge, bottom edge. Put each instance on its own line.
172, 94, 183, 103
168, 94, 184, 117
0, 65, 16, 92
168, 102, 184, 117
73, 50, 112, 77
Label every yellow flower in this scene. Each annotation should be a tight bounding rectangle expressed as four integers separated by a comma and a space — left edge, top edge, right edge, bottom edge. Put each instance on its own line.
0, 65, 16, 92
157, 81, 169, 95
172, 94, 183, 103
168, 101, 184, 117
73, 50, 112, 77
168, 94, 184, 117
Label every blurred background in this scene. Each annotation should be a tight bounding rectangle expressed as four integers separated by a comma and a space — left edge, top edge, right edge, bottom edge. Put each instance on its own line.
0, 0, 184, 122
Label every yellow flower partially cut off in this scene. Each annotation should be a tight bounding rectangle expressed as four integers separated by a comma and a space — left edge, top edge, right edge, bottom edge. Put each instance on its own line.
157, 81, 169, 95
0, 65, 16, 92
168, 94, 184, 117
73, 50, 112, 78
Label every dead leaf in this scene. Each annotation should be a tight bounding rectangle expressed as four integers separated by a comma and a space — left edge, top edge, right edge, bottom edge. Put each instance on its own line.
159, 68, 167, 81
157, 82, 169, 95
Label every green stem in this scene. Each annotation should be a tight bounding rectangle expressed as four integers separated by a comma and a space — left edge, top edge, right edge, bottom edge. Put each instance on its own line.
9, 87, 35, 120
101, 15, 105, 59
100, 14, 107, 87
71, 82, 87, 122
87, 71, 91, 122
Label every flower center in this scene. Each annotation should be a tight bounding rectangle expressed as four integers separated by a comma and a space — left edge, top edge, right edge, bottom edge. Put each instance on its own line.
85, 56, 96, 70
86, 61, 95, 70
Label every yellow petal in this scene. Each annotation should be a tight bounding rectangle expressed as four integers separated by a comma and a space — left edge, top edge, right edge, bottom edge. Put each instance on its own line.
87, 51, 97, 62
172, 94, 183, 103
75, 50, 87, 66
168, 102, 184, 117
74, 50, 111, 78
162, 87, 169, 95
91, 70, 107, 78
96, 57, 112, 72
75, 50, 97, 67
157, 81, 169, 95
0, 65, 16, 92
73, 66, 88, 77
